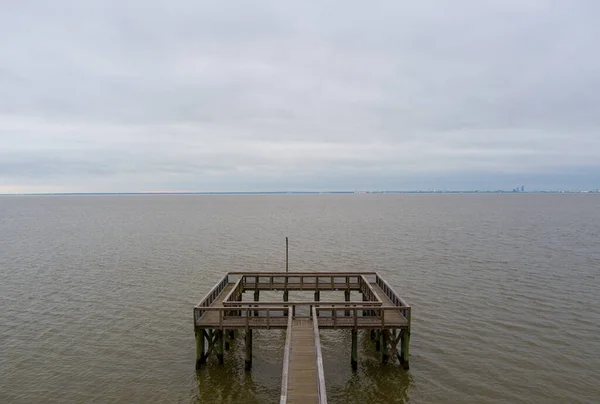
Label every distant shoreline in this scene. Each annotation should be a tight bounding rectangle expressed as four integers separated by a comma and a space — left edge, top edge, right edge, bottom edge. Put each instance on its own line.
1, 191, 598, 196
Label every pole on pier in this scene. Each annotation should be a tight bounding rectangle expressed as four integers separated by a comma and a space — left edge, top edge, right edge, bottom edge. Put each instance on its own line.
351, 330, 358, 370
285, 237, 289, 273
195, 330, 205, 370
217, 330, 224, 364
245, 329, 253, 371
400, 330, 410, 369
382, 331, 389, 364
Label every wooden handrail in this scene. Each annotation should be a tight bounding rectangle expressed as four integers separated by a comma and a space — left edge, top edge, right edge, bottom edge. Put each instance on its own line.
312, 306, 327, 404
222, 278, 243, 303
223, 301, 384, 307
280, 310, 293, 404
229, 271, 377, 276
194, 275, 228, 307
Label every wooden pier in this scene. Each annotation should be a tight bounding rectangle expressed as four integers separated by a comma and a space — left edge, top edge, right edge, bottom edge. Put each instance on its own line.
193, 272, 411, 403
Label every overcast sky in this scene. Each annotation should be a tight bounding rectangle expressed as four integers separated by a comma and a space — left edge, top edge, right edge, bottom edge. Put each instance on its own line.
1, 0, 599, 193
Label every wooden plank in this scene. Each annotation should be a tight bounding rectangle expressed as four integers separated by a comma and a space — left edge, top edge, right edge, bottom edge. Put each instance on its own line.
286, 318, 319, 404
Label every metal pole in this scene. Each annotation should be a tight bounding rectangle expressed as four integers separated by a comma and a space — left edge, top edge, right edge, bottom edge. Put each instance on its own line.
286, 237, 289, 273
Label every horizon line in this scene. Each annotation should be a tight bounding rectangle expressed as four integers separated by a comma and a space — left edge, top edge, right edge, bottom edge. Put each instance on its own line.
1, 189, 599, 196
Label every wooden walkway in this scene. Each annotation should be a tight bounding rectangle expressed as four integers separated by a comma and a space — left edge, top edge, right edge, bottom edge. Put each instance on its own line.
283, 318, 320, 404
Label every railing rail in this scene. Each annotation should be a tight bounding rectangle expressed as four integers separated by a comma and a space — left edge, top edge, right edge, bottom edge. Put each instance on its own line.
312, 306, 327, 404
279, 309, 294, 404
229, 271, 377, 276
375, 274, 411, 327
314, 306, 410, 328
223, 301, 383, 307
359, 275, 381, 302
193, 274, 229, 325
222, 277, 243, 303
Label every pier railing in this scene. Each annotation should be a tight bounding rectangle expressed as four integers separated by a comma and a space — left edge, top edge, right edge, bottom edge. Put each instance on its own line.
194, 274, 229, 324
228, 272, 376, 291
194, 303, 409, 329
279, 310, 294, 404
375, 274, 411, 327
312, 306, 327, 404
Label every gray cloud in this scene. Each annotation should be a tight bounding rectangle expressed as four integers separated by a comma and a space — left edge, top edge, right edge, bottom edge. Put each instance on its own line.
1, 0, 599, 193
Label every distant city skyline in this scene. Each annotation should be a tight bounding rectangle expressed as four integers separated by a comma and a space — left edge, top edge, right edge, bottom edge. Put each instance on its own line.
1, 1, 599, 194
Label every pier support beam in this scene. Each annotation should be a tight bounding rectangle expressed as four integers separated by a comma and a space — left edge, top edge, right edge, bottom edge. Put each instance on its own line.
195, 330, 205, 369
254, 290, 260, 316
345, 290, 351, 316
382, 330, 389, 364
283, 290, 289, 315
400, 331, 410, 369
351, 330, 358, 370
375, 330, 381, 351
245, 329, 253, 371
217, 330, 224, 364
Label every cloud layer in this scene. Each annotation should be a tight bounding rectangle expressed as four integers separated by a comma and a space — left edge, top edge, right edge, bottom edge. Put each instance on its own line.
1, 0, 599, 192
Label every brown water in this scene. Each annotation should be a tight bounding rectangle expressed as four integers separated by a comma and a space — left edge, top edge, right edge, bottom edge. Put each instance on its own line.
1, 194, 599, 404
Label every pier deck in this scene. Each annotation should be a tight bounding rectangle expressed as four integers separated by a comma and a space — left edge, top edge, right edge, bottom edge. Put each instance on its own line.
193, 272, 411, 403
281, 316, 322, 404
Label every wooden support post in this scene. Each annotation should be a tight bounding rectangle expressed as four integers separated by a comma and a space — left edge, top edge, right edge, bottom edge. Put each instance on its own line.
254, 290, 259, 316
375, 330, 381, 351
351, 330, 358, 370
217, 330, 224, 364
345, 289, 351, 316
362, 293, 368, 316
314, 290, 320, 301
228, 329, 235, 340
195, 330, 205, 370
382, 330, 389, 364
245, 329, 253, 371
283, 290, 289, 316
370, 329, 376, 341
400, 330, 410, 369
225, 330, 231, 351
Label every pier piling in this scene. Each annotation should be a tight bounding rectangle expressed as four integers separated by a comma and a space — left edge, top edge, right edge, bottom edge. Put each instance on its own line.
351, 330, 358, 370
245, 329, 253, 370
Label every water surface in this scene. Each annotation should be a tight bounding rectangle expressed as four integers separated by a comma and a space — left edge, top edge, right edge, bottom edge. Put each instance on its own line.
1, 194, 599, 403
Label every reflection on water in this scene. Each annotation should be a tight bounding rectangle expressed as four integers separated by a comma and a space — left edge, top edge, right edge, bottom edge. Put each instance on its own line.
191, 329, 285, 403
190, 328, 414, 404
